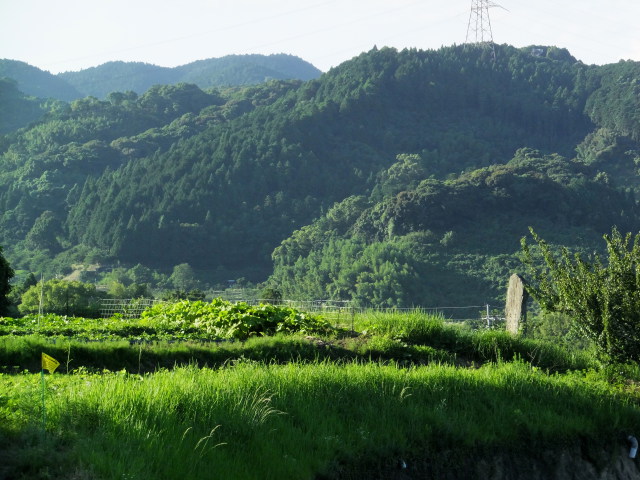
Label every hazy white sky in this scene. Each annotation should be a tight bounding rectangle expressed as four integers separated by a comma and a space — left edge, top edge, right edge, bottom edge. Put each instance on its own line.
1, 0, 638, 74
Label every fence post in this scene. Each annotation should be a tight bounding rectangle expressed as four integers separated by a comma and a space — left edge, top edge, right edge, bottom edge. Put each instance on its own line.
351, 305, 355, 333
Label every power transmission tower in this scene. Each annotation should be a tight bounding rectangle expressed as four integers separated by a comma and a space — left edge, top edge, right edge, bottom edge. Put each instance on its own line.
465, 0, 505, 59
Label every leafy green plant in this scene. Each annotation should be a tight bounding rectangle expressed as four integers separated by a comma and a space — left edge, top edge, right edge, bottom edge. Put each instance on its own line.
0, 299, 333, 342
0, 245, 14, 317
140, 298, 333, 340
522, 227, 640, 363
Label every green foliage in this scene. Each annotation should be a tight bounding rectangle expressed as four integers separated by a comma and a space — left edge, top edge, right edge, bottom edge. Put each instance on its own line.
24, 210, 63, 252
19, 279, 100, 317
0, 309, 594, 373
524, 311, 594, 352
272, 149, 639, 306
370, 153, 427, 201
0, 313, 176, 341
585, 61, 640, 141
0, 78, 48, 133
521, 227, 640, 363
0, 246, 14, 316
259, 286, 282, 302
168, 263, 200, 291
7, 271, 37, 308
353, 310, 593, 371
140, 298, 333, 340
272, 236, 423, 306
106, 281, 152, 299
0, 306, 635, 479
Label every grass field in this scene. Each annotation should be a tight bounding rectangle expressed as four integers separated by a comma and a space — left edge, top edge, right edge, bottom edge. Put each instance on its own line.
1, 304, 640, 479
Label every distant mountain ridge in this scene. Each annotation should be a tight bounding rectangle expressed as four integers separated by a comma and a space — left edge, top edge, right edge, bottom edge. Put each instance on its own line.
0, 54, 322, 101
0, 59, 82, 101
59, 62, 176, 100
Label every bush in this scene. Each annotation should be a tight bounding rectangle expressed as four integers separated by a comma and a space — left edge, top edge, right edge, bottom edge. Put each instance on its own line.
19, 279, 102, 317
521, 227, 640, 363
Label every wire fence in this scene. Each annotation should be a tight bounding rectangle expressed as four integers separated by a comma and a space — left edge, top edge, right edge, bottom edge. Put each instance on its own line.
99, 298, 162, 319
279, 302, 490, 323
197, 292, 495, 323
99, 296, 503, 327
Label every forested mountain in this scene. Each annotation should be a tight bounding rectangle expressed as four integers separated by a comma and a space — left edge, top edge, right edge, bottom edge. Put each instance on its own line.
0, 78, 51, 134
58, 54, 321, 99
58, 62, 177, 100
0, 59, 82, 101
270, 149, 640, 306
0, 54, 322, 102
1, 44, 639, 306
173, 54, 322, 89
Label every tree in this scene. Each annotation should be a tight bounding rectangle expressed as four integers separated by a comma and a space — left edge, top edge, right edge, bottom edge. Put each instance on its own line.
521, 227, 640, 363
0, 246, 14, 316
128, 263, 154, 285
107, 281, 152, 299
371, 153, 427, 200
168, 263, 199, 291
260, 287, 283, 303
25, 211, 62, 251
20, 279, 100, 317
8, 272, 37, 306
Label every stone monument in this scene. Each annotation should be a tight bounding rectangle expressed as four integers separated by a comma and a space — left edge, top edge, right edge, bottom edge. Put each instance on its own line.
505, 273, 527, 335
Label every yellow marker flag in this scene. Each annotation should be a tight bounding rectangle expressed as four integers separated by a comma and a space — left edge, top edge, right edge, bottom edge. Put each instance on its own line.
41, 353, 60, 373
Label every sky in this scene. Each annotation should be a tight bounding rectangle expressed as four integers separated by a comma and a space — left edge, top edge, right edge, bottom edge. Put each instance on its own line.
1, 0, 639, 74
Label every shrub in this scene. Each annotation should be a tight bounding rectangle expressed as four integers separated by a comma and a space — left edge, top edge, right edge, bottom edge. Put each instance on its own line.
521, 227, 640, 363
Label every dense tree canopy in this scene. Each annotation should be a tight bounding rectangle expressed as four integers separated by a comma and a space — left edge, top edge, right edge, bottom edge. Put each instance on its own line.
0, 78, 50, 134
270, 149, 640, 306
0, 246, 14, 316
1, 44, 640, 306
19, 278, 100, 316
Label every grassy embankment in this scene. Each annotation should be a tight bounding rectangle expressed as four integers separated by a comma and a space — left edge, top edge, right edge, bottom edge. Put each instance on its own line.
1, 306, 639, 479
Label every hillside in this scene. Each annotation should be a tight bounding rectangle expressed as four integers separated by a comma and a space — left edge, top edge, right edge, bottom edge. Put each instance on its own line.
270, 149, 640, 306
58, 54, 321, 98
0, 59, 82, 101
0, 78, 50, 134
58, 61, 177, 99
1, 44, 640, 305
173, 54, 322, 88
0, 54, 322, 103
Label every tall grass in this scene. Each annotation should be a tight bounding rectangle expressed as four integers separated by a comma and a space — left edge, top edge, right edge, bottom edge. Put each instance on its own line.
0, 334, 345, 374
3, 361, 639, 479
0, 323, 595, 374
354, 309, 596, 371
1, 309, 631, 478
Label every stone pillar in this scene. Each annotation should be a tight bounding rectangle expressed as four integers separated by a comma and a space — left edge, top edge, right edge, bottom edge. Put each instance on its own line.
505, 273, 528, 335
